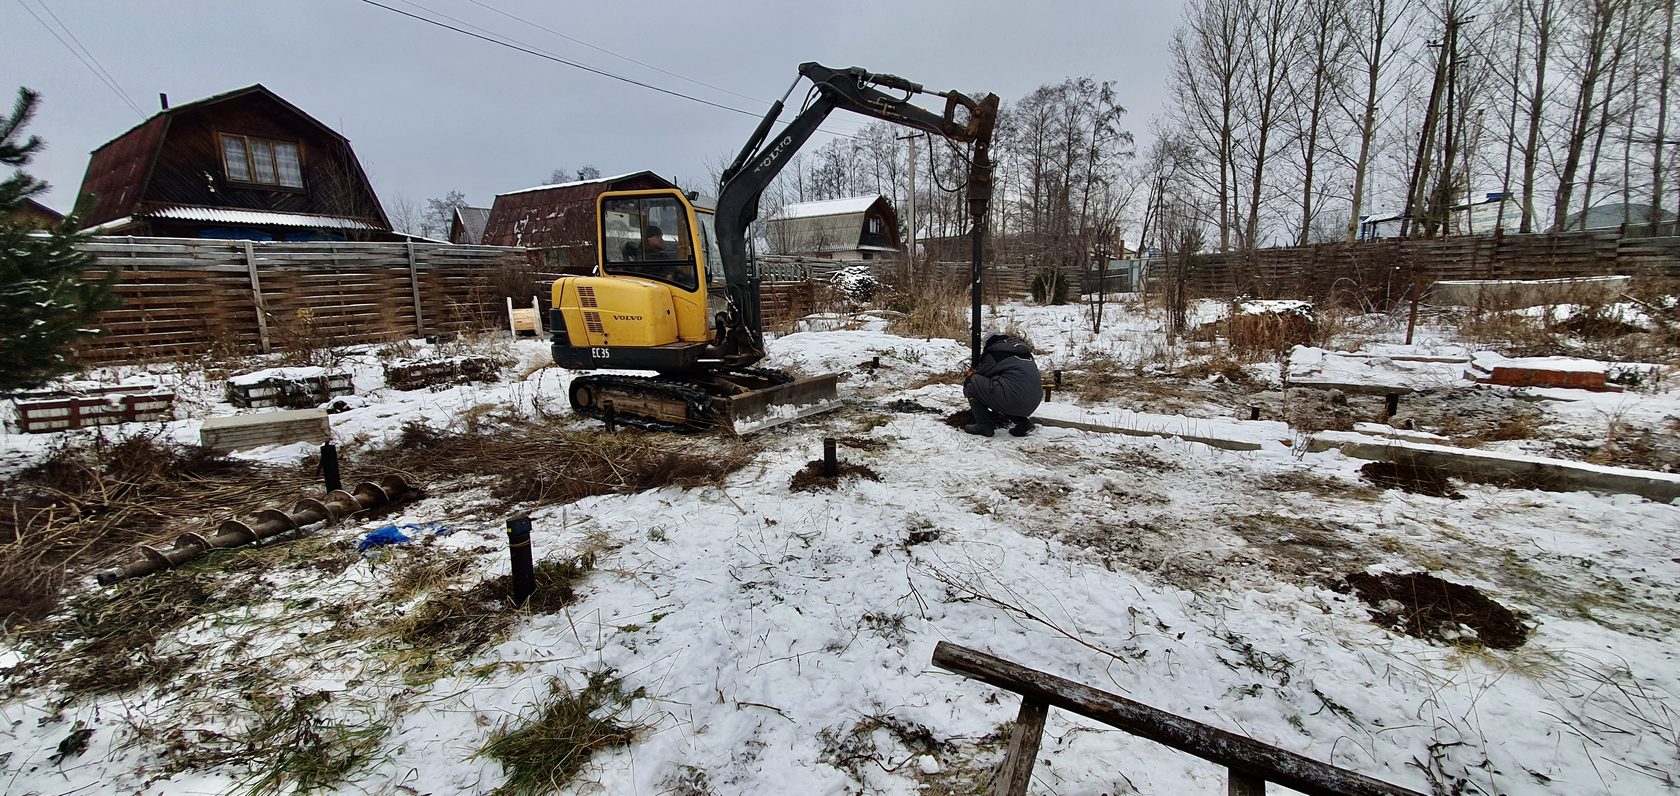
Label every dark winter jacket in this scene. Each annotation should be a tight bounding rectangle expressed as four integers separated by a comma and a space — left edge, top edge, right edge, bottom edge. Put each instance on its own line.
963, 334, 1042, 418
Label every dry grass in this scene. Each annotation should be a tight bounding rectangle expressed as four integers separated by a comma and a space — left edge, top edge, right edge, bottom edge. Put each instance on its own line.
479, 672, 642, 795
137, 689, 388, 794
1227, 312, 1314, 354
883, 274, 971, 342
0, 435, 313, 628
392, 552, 599, 668
1178, 355, 1252, 383
367, 419, 753, 511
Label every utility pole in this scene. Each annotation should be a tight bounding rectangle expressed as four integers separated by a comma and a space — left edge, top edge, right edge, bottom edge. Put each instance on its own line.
899, 132, 919, 284
1400, 9, 1453, 239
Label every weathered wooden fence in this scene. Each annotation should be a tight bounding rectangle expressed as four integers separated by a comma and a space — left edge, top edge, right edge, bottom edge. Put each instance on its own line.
75, 237, 531, 363
932, 641, 1423, 796
1149, 231, 1680, 306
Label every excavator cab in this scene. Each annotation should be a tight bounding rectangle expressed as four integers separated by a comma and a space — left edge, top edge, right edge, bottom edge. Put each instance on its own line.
549, 188, 837, 431
551, 189, 716, 371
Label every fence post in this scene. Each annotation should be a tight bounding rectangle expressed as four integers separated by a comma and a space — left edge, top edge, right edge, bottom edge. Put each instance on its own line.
1228, 771, 1266, 795
243, 240, 271, 354
407, 240, 425, 337
995, 696, 1048, 796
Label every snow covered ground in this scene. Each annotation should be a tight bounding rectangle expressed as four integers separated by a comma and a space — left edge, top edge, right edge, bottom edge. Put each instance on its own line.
2, 301, 1678, 795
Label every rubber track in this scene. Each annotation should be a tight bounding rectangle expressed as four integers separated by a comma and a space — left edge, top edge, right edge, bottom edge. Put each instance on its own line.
570, 374, 714, 432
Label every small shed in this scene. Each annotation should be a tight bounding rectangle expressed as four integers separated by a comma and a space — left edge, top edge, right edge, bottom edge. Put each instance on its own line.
481, 171, 676, 268
767, 195, 900, 261
450, 206, 490, 244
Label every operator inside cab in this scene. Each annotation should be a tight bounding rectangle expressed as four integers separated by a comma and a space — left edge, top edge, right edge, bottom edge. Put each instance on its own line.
603, 194, 697, 291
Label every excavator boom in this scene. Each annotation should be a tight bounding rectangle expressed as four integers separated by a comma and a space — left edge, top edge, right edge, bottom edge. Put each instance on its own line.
711, 64, 999, 364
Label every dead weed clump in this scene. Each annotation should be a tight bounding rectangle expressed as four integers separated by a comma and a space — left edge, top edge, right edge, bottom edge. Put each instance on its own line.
0, 435, 308, 628
884, 276, 972, 342
480, 672, 643, 796
393, 552, 599, 674
818, 713, 953, 784
364, 422, 752, 510
1228, 311, 1314, 354
1339, 571, 1530, 649
1178, 355, 1252, 384
142, 689, 388, 795
14, 568, 232, 696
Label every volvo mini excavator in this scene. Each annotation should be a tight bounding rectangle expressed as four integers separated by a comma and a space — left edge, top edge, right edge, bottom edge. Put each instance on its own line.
548, 63, 998, 432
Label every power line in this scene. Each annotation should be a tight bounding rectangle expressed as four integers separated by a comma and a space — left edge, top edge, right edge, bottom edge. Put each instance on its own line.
14, 0, 144, 116
354, 0, 762, 117
461, 0, 765, 107
353, 0, 870, 142
35, 0, 135, 109
455, 0, 872, 139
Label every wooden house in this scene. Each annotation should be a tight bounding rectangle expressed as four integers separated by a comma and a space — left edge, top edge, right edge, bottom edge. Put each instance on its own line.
450, 206, 490, 245
6, 197, 65, 229
481, 171, 676, 269
766, 195, 900, 261
74, 85, 392, 241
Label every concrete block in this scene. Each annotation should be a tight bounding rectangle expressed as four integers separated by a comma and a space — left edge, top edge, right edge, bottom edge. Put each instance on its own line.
201, 408, 330, 452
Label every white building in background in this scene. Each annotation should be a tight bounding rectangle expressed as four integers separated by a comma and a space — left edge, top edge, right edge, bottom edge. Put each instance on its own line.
764, 195, 901, 261
1358, 192, 1529, 240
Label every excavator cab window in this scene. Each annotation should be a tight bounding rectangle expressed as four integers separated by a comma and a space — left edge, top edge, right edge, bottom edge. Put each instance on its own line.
696, 212, 725, 289
602, 195, 698, 292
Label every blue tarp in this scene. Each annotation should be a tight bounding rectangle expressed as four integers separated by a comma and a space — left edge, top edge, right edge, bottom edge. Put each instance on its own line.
357, 523, 452, 552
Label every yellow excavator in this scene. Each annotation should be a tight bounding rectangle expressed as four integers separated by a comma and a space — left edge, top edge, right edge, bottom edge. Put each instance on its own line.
549, 63, 998, 432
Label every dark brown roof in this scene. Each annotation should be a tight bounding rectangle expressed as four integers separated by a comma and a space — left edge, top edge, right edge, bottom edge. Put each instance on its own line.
18, 197, 65, 224
78, 115, 167, 226
74, 84, 385, 229
481, 171, 675, 248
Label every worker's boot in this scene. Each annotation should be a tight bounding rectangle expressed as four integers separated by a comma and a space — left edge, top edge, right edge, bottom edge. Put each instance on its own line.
1009, 418, 1035, 437
963, 422, 995, 437
964, 402, 999, 436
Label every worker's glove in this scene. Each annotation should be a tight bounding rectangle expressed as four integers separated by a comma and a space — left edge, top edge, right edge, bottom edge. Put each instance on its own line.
963, 368, 974, 381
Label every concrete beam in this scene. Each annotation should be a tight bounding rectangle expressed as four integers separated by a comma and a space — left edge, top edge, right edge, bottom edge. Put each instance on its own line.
1309, 431, 1680, 502
1032, 415, 1266, 452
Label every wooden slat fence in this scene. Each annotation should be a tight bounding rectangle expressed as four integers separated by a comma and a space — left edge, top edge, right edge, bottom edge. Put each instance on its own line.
74, 237, 532, 363
1147, 230, 1680, 307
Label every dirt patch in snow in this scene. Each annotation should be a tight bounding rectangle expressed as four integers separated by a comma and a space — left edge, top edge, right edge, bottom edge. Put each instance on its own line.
1230, 514, 1371, 580
1359, 461, 1466, 499
1340, 571, 1529, 649
789, 460, 881, 492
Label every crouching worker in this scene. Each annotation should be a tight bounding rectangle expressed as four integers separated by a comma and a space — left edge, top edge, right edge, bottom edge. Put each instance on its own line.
962, 331, 1041, 437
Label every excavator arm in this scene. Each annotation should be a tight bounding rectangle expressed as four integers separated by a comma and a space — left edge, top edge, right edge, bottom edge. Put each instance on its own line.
712, 63, 999, 361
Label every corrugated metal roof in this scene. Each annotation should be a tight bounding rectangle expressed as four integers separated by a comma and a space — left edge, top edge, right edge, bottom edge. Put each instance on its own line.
144, 206, 381, 229
453, 206, 490, 244
776, 195, 881, 219
498, 171, 655, 197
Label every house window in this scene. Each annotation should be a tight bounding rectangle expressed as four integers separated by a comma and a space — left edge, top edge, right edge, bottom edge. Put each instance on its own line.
220, 134, 303, 188
868, 216, 883, 234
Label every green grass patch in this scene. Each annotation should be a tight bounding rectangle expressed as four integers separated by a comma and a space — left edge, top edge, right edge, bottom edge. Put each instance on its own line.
480, 672, 642, 795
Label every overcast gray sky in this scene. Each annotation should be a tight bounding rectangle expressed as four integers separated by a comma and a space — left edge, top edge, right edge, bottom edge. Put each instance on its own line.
5, 0, 1183, 215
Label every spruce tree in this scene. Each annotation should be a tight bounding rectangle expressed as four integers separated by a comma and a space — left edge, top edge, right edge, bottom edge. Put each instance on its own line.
0, 87, 118, 391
